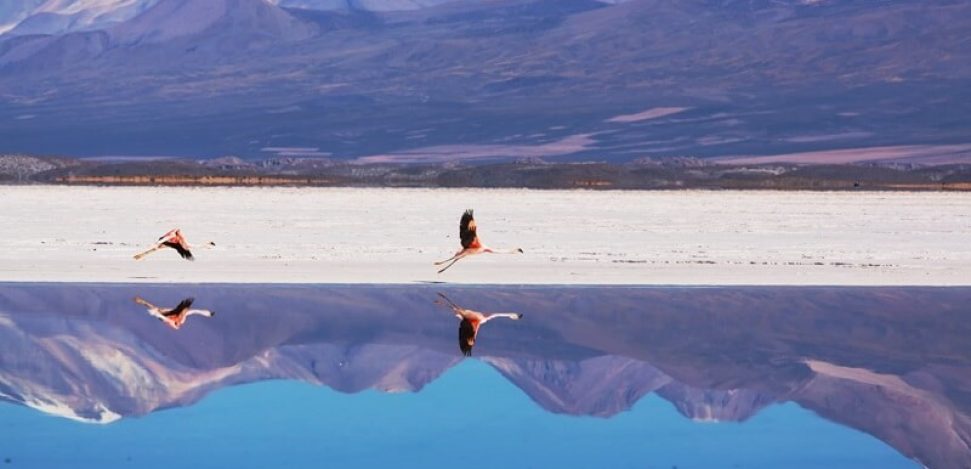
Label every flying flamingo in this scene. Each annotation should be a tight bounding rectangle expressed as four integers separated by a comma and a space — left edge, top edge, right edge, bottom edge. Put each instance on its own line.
435, 209, 523, 273
133, 228, 213, 261
133, 296, 215, 330
436, 292, 523, 356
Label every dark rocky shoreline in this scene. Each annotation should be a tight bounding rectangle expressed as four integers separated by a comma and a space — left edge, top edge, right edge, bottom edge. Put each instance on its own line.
2, 154, 969, 191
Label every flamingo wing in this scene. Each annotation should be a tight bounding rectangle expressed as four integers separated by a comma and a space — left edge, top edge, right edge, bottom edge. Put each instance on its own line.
157, 228, 179, 242
460, 209, 480, 249
163, 241, 194, 260
163, 298, 194, 317
458, 318, 476, 356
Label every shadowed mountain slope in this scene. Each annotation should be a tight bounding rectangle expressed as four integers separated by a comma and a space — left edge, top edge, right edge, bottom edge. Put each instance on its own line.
0, 0, 968, 161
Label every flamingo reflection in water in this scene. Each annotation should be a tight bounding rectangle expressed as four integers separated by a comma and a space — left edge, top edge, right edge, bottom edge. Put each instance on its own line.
436, 292, 523, 356
133, 296, 215, 330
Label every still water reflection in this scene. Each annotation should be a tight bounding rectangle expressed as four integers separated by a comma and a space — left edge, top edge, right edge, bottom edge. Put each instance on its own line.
133, 296, 216, 330
0, 284, 968, 468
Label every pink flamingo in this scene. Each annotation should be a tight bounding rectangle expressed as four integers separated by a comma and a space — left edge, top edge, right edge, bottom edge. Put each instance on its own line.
436, 292, 522, 356
134, 228, 213, 261
133, 296, 215, 330
435, 209, 523, 273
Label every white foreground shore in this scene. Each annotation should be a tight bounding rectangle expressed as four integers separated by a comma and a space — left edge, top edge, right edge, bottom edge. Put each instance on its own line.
0, 186, 968, 285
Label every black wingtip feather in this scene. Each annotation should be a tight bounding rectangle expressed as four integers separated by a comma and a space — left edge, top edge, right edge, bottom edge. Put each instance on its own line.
165, 298, 195, 316
459, 209, 478, 249
163, 241, 194, 260
459, 319, 475, 356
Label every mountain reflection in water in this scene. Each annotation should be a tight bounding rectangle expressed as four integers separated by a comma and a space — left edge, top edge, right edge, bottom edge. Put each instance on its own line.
0, 284, 968, 468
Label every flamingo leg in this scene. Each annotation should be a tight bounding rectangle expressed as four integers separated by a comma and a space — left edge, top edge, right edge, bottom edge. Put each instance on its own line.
434, 249, 466, 265
133, 296, 155, 308
434, 255, 457, 266
437, 254, 467, 274
133, 245, 163, 260
436, 292, 462, 309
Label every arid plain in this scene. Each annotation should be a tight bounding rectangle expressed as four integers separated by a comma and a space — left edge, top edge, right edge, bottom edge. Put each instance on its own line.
1, 186, 968, 285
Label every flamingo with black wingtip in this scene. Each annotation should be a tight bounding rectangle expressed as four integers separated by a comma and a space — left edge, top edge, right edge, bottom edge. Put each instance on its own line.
435, 292, 522, 356
133, 228, 213, 261
435, 209, 523, 274
133, 296, 215, 330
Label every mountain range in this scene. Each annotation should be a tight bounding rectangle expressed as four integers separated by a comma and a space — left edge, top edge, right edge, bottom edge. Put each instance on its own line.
0, 0, 968, 163
0, 0, 472, 36
4, 152, 970, 190
1, 284, 970, 468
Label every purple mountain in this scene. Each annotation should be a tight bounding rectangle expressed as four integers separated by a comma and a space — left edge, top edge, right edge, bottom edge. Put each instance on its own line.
110, 0, 317, 45
0, 0, 968, 161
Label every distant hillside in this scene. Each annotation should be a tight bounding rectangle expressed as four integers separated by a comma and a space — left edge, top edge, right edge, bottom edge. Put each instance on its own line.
3, 154, 969, 190
0, 0, 969, 163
